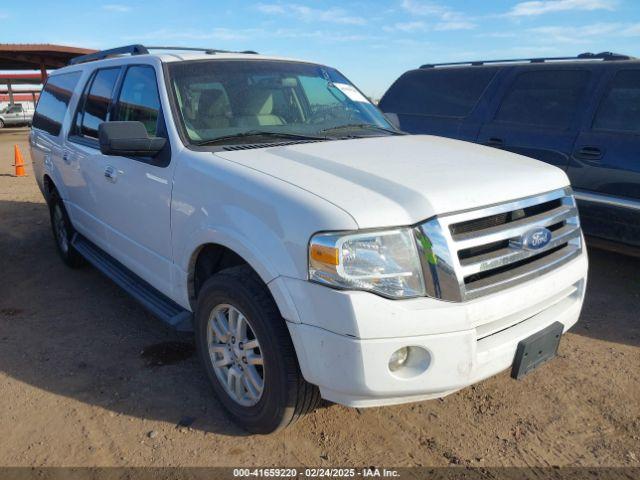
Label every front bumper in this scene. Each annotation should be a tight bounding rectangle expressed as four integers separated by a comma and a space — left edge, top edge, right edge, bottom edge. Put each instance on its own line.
274, 252, 587, 408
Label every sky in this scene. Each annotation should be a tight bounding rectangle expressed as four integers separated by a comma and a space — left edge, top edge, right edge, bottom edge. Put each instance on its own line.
1, 0, 640, 98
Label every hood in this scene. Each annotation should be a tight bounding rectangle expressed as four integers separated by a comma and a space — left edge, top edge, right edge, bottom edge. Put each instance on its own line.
215, 135, 570, 229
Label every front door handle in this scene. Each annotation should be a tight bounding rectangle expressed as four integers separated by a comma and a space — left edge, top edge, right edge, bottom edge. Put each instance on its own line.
104, 165, 118, 183
62, 151, 71, 164
574, 146, 603, 161
485, 137, 504, 148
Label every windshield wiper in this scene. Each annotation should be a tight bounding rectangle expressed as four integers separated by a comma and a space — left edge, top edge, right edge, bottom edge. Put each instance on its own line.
195, 130, 324, 146
320, 123, 404, 136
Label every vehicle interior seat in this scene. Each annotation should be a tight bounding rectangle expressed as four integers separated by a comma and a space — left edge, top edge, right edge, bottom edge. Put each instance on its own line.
234, 89, 286, 127
194, 89, 231, 129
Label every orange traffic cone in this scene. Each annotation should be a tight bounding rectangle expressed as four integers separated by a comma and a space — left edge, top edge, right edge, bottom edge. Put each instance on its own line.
14, 144, 27, 177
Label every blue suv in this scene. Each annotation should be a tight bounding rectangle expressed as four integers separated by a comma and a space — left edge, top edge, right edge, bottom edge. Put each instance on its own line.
379, 52, 640, 251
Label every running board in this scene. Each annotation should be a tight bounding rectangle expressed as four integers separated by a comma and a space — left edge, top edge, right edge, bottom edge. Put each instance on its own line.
71, 234, 193, 332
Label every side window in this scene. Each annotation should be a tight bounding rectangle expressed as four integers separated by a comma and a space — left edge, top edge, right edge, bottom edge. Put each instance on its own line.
32, 72, 82, 136
79, 67, 120, 139
495, 70, 591, 128
379, 68, 497, 118
592, 70, 640, 134
113, 66, 161, 136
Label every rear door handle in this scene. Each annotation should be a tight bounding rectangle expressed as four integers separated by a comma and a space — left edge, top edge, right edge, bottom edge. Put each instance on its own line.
485, 137, 504, 148
104, 165, 118, 183
574, 146, 603, 160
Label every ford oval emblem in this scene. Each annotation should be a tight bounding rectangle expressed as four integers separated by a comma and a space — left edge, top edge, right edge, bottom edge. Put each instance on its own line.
518, 227, 552, 251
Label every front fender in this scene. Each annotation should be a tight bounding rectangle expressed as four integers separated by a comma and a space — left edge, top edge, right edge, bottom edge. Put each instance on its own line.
174, 219, 305, 322
177, 220, 287, 289
170, 151, 358, 316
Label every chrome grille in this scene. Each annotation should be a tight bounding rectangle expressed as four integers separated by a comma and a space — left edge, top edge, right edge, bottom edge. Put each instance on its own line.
415, 188, 583, 301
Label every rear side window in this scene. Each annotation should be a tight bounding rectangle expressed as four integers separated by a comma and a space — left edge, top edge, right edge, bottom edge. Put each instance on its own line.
495, 70, 591, 128
112, 65, 161, 136
379, 68, 497, 117
593, 70, 640, 134
78, 68, 120, 139
32, 72, 81, 136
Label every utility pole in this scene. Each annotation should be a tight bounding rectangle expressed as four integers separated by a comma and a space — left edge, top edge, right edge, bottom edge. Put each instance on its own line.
7, 78, 14, 106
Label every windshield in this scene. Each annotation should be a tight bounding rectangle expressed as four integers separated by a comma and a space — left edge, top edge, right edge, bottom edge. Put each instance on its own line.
167, 60, 395, 145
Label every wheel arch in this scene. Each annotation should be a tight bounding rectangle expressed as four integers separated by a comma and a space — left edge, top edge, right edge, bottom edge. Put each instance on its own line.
188, 243, 249, 306
43, 173, 57, 202
184, 236, 303, 326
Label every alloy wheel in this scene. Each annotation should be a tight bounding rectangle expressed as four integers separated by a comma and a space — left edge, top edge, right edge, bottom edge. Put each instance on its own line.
53, 205, 69, 254
207, 304, 265, 407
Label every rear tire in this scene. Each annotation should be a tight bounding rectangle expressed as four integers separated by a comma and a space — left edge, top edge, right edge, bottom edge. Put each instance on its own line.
195, 265, 320, 433
0, 119, 5, 128
48, 191, 84, 268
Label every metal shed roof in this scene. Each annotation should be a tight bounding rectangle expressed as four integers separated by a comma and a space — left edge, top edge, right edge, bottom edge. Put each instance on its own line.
0, 43, 97, 70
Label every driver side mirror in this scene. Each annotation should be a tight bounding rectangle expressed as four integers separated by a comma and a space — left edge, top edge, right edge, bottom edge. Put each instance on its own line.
98, 121, 166, 157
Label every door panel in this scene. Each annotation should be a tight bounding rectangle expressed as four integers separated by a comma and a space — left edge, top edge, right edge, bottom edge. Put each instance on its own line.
91, 65, 175, 296
10, 106, 28, 124
96, 155, 174, 295
3, 111, 15, 125
477, 67, 597, 171
568, 68, 640, 246
478, 125, 575, 170
570, 131, 640, 199
3, 108, 19, 125
63, 142, 110, 250
64, 67, 122, 247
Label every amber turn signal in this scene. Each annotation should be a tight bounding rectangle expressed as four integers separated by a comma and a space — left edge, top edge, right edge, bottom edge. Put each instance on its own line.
310, 244, 339, 266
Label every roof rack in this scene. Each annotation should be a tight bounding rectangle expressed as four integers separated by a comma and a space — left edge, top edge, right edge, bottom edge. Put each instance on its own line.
68, 44, 258, 65
419, 52, 634, 69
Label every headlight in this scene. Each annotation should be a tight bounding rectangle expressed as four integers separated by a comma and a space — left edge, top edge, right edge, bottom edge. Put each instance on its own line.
309, 228, 426, 298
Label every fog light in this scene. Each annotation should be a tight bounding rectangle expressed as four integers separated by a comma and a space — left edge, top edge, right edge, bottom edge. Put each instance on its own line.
388, 346, 431, 378
389, 347, 409, 372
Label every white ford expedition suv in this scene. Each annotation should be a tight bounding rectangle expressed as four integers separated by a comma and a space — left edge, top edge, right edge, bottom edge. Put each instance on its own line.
30, 45, 588, 433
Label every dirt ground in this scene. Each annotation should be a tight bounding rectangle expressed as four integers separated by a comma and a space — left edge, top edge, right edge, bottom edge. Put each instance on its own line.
0, 127, 639, 469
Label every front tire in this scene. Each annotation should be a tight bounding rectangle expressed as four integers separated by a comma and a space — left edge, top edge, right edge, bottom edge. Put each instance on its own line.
48, 192, 84, 268
195, 265, 320, 433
